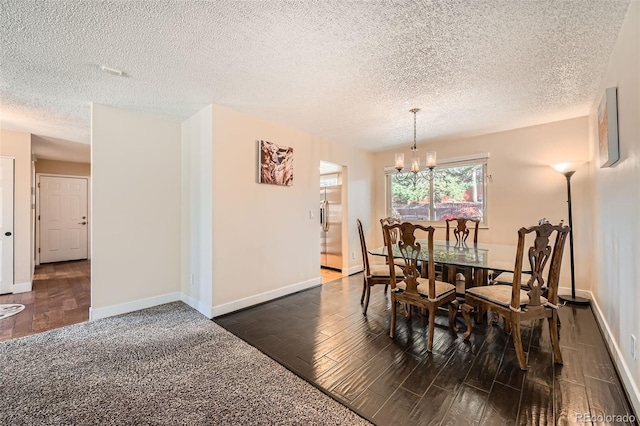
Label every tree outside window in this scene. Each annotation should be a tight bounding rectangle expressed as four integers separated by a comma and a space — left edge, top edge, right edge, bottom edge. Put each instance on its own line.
389, 163, 486, 222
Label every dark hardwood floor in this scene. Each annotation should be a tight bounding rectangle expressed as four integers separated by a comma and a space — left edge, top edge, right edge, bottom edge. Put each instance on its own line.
0, 260, 90, 342
215, 274, 637, 426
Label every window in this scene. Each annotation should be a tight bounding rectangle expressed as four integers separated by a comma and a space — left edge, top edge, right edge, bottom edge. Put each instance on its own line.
320, 173, 340, 187
387, 157, 487, 223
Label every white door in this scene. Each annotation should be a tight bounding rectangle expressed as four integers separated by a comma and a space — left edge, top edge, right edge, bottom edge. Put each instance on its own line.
0, 157, 15, 293
40, 176, 88, 263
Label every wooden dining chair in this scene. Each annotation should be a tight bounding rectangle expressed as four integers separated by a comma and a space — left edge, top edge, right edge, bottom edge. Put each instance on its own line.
461, 222, 570, 370
382, 222, 458, 352
444, 217, 481, 286
380, 217, 405, 268
357, 219, 403, 316
445, 217, 480, 244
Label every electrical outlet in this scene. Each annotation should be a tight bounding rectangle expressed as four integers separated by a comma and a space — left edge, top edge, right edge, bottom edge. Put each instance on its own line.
309, 210, 315, 219
351, 251, 356, 260
190, 274, 195, 287
632, 335, 637, 360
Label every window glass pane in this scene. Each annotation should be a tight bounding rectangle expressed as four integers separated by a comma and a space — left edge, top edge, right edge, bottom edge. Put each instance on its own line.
435, 164, 484, 222
389, 162, 486, 223
390, 174, 430, 221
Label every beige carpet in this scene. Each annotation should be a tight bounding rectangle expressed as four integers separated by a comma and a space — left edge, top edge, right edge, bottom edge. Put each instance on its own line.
0, 302, 370, 425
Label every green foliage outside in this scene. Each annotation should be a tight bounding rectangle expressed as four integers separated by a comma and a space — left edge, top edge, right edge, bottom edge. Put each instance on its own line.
392, 164, 481, 205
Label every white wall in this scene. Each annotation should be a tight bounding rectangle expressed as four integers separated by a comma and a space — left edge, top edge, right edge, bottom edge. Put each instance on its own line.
90, 104, 182, 318
181, 105, 214, 317
210, 105, 374, 315
587, 1, 639, 414
373, 117, 590, 290
0, 129, 33, 291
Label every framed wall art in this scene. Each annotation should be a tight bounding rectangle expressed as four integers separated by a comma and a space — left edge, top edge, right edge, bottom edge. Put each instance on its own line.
257, 140, 293, 186
598, 87, 620, 168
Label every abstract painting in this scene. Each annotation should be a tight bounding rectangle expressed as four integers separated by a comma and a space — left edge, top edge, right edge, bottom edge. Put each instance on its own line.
258, 140, 293, 186
598, 87, 620, 168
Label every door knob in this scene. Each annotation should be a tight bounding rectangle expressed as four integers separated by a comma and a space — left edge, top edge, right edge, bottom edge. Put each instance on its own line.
78, 222, 87, 225
4, 232, 11, 236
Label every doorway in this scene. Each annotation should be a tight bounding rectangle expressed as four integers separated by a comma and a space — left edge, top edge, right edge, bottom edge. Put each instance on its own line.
320, 161, 345, 284
37, 175, 89, 264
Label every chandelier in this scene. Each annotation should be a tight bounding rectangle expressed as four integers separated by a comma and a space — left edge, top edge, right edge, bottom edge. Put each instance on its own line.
394, 108, 436, 187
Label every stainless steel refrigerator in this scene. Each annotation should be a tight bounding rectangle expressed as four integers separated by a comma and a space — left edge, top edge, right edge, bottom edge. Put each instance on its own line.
320, 185, 343, 270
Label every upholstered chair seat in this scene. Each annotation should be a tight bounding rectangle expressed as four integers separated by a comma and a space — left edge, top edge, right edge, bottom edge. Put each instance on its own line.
492, 272, 546, 290
466, 285, 547, 308
395, 278, 455, 301
370, 264, 404, 277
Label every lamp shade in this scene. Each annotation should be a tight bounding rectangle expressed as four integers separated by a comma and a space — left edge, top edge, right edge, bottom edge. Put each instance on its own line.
551, 161, 586, 174
426, 151, 437, 168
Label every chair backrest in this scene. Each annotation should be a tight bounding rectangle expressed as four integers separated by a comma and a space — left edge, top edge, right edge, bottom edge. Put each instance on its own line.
511, 222, 570, 308
356, 219, 372, 277
382, 222, 437, 299
445, 218, 480, 243
380, 217, 401, 247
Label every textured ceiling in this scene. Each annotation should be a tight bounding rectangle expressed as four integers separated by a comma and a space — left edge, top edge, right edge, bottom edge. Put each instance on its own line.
0, 0, 631, 153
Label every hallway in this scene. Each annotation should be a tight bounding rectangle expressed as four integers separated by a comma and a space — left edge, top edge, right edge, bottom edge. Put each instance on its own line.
0, 260, 90, 342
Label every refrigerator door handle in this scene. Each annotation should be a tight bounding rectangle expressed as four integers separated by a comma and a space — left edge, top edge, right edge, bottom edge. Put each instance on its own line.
320, 200, 329, 232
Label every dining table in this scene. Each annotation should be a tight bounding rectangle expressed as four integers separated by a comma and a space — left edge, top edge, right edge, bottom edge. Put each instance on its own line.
368, 240, 531, 290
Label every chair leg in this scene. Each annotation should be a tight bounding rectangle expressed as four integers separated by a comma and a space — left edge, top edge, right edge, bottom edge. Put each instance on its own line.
449, 300, 459, 334
512, 319, 527, 370
360, 279, 366, 304
504, 318, 511, 334
427, 307, 436, 352
461, 303, 474, 339
390, 296, 397, 338
362, 285, 371, 316
549, 311, 563, 365
384, 284, 389, 294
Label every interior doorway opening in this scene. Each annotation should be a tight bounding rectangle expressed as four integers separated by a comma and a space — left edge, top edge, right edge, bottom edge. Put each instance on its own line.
319, 161, 345, 284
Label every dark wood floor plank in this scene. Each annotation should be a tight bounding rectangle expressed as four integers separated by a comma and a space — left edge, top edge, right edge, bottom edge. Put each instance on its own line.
480, 381, 522, 425
554, 346, 585, 385
579, 344, 619, 383
433, 347, 476, 393
525, 344, 555, 387
441, 383, 488, 426
584, 376, 636, 425
495, 336, 526, 390
400, 350, 452, 395
351, 388, 389, 416
332, 347, 406, 402
517, 381, 553, 426
409, 385, 456, 426
465, 330, 509, 392
213, 273, 635, 426
366, 352, 422, 399
554, 379, 592, 426
372, 386, 421, 426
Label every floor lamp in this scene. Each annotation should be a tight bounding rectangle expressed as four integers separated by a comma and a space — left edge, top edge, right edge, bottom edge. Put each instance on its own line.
552, 162, 590, 305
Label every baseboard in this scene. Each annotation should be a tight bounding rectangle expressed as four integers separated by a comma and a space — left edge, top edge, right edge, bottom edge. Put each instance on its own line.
344, 264, 364, 276
212, 277, 321, 317
89, 292, 182, 320
181, 293, 213, 319
12, 281, 32, 293
589, 292, 640, 418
